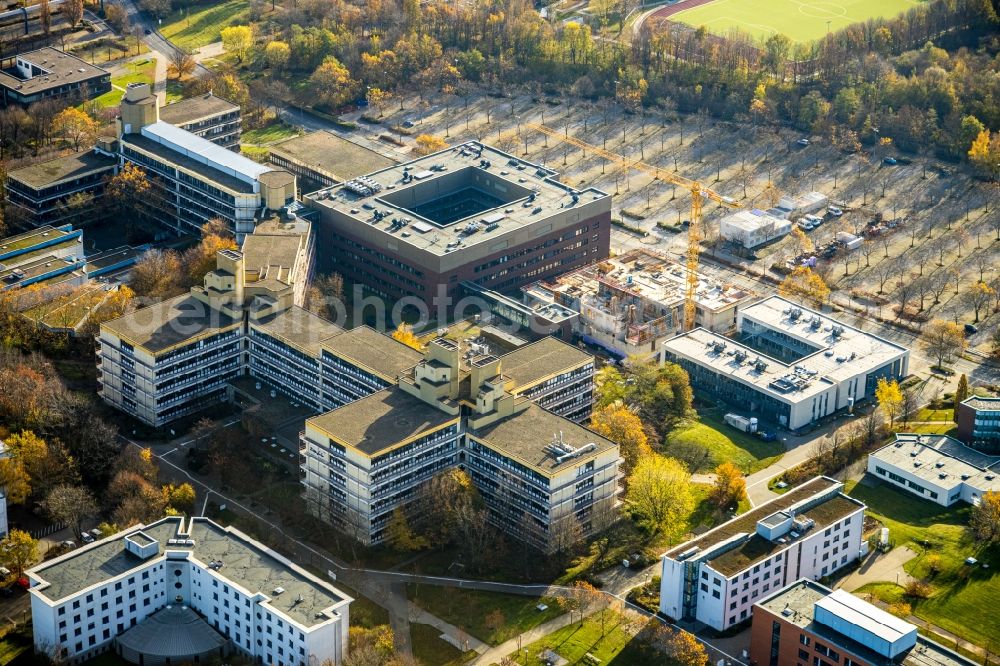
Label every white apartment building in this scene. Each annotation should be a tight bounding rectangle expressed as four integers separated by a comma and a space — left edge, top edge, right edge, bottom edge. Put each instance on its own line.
661, 296, 909, 431
868, 433, 1000, 507
27, 517, 350, 666
302, 336, 617, 551
660, 476, 866, 631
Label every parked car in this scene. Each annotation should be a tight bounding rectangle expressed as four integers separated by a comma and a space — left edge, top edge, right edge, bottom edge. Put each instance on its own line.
965, 323, 979, 335
89, 528, 102, 540
81, 533, 94, 544
144, 28, 152, 35
883, 157, 898, 165
804, 214, 823, 227
797, 220, 814, 231
401, 119, 415, 128
757, 431, 776, 442
796, 138, 810, 146
827, 205, 843, 217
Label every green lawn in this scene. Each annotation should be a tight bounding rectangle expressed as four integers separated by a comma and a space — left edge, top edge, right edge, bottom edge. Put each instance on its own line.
0, 635, 29, 666
90, 58, 157, 108
513, 615, 663, 666
410, 623, 474, 665
160, 0, 252, 50
915, 408, 954, 422
664, 411, 784, 473
406, 585, 563, 645
845, 480, 1000, 649
669, 0, 923, 42
242, 121, 302, 145
897, 422, 958, 436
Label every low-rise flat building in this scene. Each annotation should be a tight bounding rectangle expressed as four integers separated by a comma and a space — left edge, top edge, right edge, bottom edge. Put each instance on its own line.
956, 395, 1000, 452
5, 150, 117, 227
750, 580, 975, 666
524, 248, 754, 358
302, 334, 615, 551
117, 84, 295, 239
268, 130, 397, 193
27, 516, 351, 665
660, 296, 909, 431
159, 93, 241, 149
0, 224, 86, 291
0, 48, 110, 107
305, 141, 610, 314
659, 476, 865, 631
720, 209, 792, 249
868, 433, 1000, 507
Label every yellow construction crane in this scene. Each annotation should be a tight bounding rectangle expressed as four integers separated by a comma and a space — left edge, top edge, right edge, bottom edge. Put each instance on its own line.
525, 123, 741, 330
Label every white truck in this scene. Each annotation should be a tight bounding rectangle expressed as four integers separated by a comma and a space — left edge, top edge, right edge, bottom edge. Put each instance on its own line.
724, 413, 758, 433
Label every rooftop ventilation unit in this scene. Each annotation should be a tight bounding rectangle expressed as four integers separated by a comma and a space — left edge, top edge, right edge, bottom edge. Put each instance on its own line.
272, 587, 285, 596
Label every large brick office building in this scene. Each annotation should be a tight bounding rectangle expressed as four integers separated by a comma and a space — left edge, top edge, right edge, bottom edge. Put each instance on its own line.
304, 142, 611, 313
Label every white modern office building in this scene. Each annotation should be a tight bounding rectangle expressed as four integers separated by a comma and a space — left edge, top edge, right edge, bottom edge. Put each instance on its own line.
868, 433, 1000, 507
659, 476, 866, 631
27, 516, 351, 665
660, 296, 909, 431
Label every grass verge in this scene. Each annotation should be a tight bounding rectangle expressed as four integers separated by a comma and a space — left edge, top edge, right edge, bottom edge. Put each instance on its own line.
242, 121, 302, 145
666, 410, 784, 473
160, 0, 252, 50
406, 585, 563, 646
845, 479, 1000, 649
410, 623, 474, 665
514, 614, 662, 665
90, 58, 156, 108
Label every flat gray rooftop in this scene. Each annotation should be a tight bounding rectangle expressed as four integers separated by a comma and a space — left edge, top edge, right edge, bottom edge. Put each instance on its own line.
305, 141, 608, 258
250, 307, 343, 357
872, 434, 1000, 495
0, 48, 108, 95
28, 517, 349, 628
320, 326, 423, 381
663, 295, 908, 402
307, 386, 457, 456
468, 402, 616, 475
159, 93, 239, 126
500, 337, 592, 391
101, 293, 240, 354
7, 152, 116, 189
962, 395, 1000, 412
269, 130, 397, 182
758, 581, 975, 666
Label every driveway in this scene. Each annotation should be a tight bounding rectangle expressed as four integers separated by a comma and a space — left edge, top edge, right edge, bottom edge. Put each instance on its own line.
838, 547, 917, 592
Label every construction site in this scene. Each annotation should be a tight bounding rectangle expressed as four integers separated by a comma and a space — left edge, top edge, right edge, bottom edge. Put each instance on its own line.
371, 89, 1000, 357
523, 248, 755, 358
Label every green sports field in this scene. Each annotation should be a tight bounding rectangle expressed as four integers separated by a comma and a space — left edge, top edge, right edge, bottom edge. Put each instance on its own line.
668, 0, 924, 42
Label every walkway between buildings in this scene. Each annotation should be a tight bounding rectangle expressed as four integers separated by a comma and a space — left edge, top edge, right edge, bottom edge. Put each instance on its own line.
133, 429, 749, 665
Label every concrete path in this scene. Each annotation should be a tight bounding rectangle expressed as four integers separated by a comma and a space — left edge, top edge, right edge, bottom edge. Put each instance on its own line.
838, 547, 918, 592
408, 601, 488, 654
472, 612, 581, 665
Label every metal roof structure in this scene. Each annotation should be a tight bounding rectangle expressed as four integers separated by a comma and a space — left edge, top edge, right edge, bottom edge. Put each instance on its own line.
140, 122, 270, 186
815, 588, 916, 648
